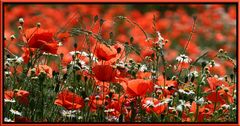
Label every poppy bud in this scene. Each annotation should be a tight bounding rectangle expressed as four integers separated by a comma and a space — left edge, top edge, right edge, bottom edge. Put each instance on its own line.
216, 86, 222, 91
234, 66, 236, 73
117, 47, 121, 53
74, 42, 77, 49
6, 54, 11, 58
210, 60, 215, 67
230, 73, 234, 80
18, 18, 24, 25
84, 76, 88, 82
94, 15, 98, 22
100, 19, 104, 26
223, 87, 229, 92
4, 35, 7, 41
60, 53, 64, 59
201, 61, 207, 68
109, 32, 113, 39
109, 92, 113, 99
130, 36, 134, 43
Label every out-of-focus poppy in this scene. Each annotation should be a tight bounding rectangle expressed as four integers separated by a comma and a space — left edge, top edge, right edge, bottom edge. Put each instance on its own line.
207, 77, 229, 90
89, 95, 104, 112
190, 102, 214, 122
126, 79, 153, 97
33, 65, 53, 78
23, 27, 58, 54
92, 64, 117, 82
94, 43, 117, 61
21, 47, 36, 64
206, 91, 225, 105
54, 90, 84, 110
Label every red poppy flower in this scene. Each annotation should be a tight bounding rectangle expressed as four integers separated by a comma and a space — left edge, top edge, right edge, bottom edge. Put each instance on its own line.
206, 91, 225, 105
95, 43, 117, 61
23, 27, 58, 54
15, 90, 29, 105
126, 79, 153, 97
207, 77, 229, 90
89, 95, 104, 112
4, 90, 14, 100
157, 76, 178, 87
21, 47, 36, 64
54, 90, 84, 110
92, 64, 117, 82
31, 65, 53, 78
190, 102, 214, 122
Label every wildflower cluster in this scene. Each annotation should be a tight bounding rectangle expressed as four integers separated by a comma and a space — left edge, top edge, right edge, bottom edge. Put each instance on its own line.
3, 4, 236, 123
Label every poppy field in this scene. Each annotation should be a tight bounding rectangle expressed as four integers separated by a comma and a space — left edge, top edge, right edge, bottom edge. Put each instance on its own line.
3, 4, 237, 123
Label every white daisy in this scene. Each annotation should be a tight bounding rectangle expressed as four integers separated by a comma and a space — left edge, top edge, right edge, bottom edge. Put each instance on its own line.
4, 117, 14, 122
60, 110, 78, 118
10, 109, 22, 116
176, 54, 192, 63
4, 99, 16, 103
